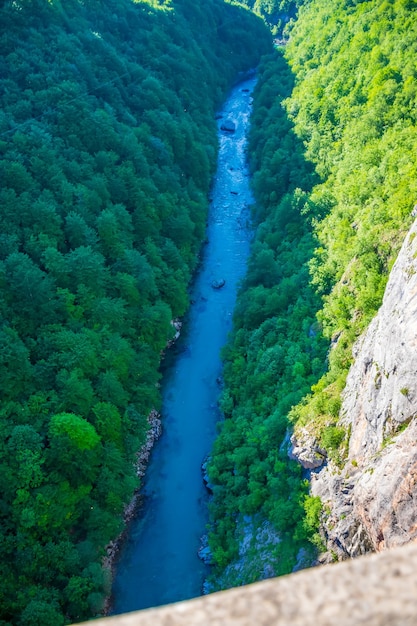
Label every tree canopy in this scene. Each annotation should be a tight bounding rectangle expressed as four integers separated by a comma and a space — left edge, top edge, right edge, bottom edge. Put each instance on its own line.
206, 0, 417, 587
0, 0, 270, 622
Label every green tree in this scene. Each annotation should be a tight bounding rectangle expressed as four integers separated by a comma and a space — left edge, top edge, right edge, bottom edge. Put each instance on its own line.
19, 599, 65, 626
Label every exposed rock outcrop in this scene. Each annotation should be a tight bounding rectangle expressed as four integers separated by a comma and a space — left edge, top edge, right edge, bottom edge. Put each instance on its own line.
135, 409, 162, 479
304, 219, 417, 559
205, 514, 282, 593
166, 318, 182, 349
201, 456, 214, 493
288, 428, 327, 469
198, 534, 214, 565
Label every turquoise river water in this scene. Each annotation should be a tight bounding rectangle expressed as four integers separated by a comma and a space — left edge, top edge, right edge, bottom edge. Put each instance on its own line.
111, 75, 256, 614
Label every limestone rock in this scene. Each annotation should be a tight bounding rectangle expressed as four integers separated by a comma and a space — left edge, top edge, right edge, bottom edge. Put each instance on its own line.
166, 318, 182, 348
288, 429, 327, 469
201, 457, 213, 493
211, 514, 282, 591
311, 219, 417, 558
136, 409, 162, 479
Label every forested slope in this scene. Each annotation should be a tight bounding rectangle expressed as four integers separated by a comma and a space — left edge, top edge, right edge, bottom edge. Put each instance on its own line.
0, 1, 270, 623
207, 0, 417, 587
234, 0, 300, 35
206, 49, 326, 591
286, 0, 417, 457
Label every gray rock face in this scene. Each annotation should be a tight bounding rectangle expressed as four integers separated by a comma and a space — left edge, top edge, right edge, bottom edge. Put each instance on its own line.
288, 429, 327, 469
213, 515, 282, 589
310, 219, 417, 559
201, 457, 214, 493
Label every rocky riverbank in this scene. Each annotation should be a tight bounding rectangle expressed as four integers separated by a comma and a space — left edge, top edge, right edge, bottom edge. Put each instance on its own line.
102, 315, 184, 600
101, 320, 182, 613
102, 409, 162, 614
202, 514, 281, 594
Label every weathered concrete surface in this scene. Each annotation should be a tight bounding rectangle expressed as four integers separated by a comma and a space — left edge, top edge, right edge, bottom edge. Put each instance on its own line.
77, 542, 417, 626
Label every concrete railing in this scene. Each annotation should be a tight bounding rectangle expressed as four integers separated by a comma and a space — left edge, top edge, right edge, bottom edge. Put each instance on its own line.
78, 542, 417, 626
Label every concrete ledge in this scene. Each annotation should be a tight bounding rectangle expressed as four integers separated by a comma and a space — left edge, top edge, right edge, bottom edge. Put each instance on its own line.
78, 542, 417, 626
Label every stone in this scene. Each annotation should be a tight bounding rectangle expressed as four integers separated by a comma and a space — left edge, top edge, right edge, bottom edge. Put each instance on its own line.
201, 457, 213, 493
211, 278, 226, 289
165, 319, 183, 349
198, 535, 213, 564
220, 118, 236, 132
310, 218, 417, 559
288, 429, 327, 470
199, 547, 211, 561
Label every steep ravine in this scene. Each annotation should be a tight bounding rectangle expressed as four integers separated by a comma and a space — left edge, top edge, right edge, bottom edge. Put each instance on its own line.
110, 76, 256, 613
294, 219, 417, 560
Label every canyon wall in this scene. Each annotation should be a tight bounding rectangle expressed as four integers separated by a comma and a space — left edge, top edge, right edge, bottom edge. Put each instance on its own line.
296, 218, 417, 560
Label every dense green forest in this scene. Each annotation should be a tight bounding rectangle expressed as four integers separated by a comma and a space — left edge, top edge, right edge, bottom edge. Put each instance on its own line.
206, 49, 327, 589
0, 1, 270, 623
206, 0, 417, 587
4, 0, 417, 618
233, 0, 301, 35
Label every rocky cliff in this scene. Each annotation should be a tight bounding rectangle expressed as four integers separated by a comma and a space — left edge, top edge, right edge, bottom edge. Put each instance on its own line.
295, 219, 417, 560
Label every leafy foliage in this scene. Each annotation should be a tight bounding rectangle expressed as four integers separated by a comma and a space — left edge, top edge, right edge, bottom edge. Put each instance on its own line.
234, 0, 302, 35
208, 0, 417, 589
286, 0, 417, 443
0, 0, 270, 623
206, 50, 328, 587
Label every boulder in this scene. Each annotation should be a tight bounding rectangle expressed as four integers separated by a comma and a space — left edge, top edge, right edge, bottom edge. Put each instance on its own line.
288, 429, 327, 470
201, 457, 214, 493
220, 119, 236, 132
211, 278, 225, 289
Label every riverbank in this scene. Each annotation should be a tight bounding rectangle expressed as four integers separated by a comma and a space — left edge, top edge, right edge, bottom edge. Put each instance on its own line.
102, 408, 162, 614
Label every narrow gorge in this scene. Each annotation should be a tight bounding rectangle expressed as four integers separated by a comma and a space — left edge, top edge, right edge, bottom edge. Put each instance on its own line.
2, 1, 417, 623
110, 76, 257, 614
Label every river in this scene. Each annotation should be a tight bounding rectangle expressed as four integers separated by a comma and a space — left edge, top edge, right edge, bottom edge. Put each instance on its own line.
111, 75, 257, 614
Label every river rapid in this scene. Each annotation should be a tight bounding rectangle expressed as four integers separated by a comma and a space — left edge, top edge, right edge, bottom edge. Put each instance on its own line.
111, 75, 257, 614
